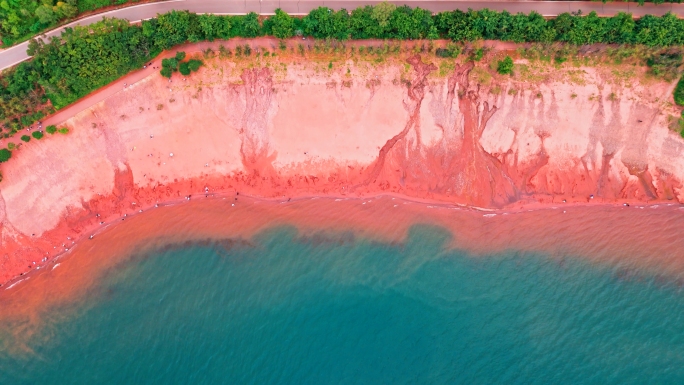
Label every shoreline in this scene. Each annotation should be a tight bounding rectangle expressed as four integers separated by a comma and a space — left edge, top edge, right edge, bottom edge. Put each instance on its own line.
2, 187, 681, 291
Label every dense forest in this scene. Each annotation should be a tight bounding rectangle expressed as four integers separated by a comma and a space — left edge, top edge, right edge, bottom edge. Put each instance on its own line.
1, 6, 684, 145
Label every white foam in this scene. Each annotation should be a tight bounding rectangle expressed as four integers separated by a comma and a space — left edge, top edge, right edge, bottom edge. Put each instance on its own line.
5, 278, 27, 290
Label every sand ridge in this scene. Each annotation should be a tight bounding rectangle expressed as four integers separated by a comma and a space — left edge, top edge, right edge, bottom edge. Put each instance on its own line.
0, 46, 683, 284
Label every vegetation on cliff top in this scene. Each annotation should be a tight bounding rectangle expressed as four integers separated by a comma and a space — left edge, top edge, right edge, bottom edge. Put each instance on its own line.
160, 51, 203, 78
0, 0, 140, 47
1, 5, 684, 156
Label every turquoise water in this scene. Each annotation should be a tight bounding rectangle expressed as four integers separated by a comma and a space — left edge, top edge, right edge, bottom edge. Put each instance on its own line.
2, 224, 684, 384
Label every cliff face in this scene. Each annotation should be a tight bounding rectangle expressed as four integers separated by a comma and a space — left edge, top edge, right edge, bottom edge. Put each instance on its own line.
0, 53, 683, 282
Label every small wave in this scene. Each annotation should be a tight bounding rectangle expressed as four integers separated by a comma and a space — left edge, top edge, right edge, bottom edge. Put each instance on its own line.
5, 278, 28, 290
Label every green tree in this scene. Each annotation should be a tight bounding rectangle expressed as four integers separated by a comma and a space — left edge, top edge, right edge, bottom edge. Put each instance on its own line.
197, 14, 231, 41
266, 9, 295, 39
55, 2, 78, 19
302, 7, 351, 40
152, 10, 191, 49
35, 5, 58, 24
233, 12, 261, 37
187, 59, 203, 72
21, 134, 30, 142
160, 66, 173, 78
372, 1, 396, 29
46, 125, 57, 134
162, 57, 179, 70
178, 61, 190, 75
0, 149, 11, 163
32, 131, 44, 139
349, 6, 376, 39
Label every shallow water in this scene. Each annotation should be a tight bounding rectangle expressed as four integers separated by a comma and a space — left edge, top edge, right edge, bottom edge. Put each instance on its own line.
1, 198, 684, 383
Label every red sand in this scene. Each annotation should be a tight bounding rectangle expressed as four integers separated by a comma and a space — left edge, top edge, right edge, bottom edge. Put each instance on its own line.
0, 42, 683, 290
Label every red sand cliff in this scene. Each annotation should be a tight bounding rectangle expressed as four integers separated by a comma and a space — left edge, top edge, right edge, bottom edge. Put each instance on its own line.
1, 48, 683, 286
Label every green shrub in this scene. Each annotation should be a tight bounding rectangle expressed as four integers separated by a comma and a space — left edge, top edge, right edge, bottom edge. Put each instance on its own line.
160, 67, 173, 78
264, 9, 295, 39
175, 51, 186, 61
187, 59, 203, 72
436, 45, 460, 58
179, 62, 191, 76
0, 149, 11, 163
46, 125, 57, 134
497, 56, 514, 75
32, 131, 44, 140
7, 143, 16, 150
675, 75, 684, 106
20, 135, 30, 142
162, 57, 179, 70
471, 48, 484, 62
219, 45, 232, 58
58, 128, 70, 134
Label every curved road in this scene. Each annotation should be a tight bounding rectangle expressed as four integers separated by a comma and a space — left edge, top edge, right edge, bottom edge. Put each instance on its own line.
1, 0, 684, 71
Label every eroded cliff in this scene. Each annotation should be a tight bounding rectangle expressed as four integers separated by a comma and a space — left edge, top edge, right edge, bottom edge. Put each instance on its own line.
0, 50, 683, 283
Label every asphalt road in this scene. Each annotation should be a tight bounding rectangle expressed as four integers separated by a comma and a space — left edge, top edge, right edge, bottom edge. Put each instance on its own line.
1, 0, 683, 71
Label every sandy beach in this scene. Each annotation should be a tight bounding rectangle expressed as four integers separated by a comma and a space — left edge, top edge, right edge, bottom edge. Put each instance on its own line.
0, 38, 683, 286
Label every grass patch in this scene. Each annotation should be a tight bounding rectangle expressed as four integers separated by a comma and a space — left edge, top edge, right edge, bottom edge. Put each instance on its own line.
439, 61, 455, 77
471, 66, 492, 85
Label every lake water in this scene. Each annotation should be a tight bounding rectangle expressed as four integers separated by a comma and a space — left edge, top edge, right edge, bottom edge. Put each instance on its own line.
1, 198, 684, 384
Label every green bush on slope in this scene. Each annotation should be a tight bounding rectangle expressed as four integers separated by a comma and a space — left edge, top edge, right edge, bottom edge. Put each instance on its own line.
0, 148, 11, 163
497, 56, 514, 75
